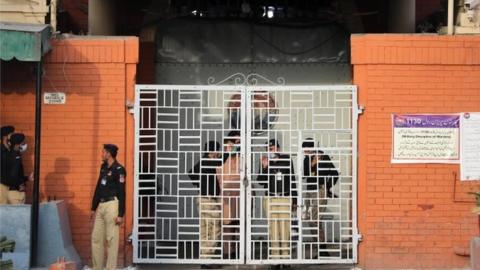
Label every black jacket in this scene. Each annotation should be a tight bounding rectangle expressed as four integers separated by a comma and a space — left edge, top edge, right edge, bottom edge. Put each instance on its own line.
303, 152, 339, 197
188, 157, 222, 196
91, 160, 126, 217
258, 154, 297, 205
0, 144, 10, 185
4, 149, 27, 190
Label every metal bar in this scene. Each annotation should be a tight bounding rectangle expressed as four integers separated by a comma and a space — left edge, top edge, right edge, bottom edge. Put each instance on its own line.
30, 59, 43, 267
351, 86, 359, 262
245, 86, 252, 263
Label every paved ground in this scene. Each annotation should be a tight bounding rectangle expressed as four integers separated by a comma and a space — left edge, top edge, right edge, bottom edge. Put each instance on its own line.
135, 265, 356, 270
33, 264, 357, 270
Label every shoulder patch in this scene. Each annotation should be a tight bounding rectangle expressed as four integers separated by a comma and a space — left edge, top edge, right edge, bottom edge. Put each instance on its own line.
119, 174, 125, 183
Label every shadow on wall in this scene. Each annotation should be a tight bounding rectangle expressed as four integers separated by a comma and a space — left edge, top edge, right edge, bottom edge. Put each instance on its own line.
44, 157, 72, 200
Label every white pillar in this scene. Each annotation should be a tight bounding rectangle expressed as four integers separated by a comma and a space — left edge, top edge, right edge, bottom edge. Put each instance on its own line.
447, 0, 455, 35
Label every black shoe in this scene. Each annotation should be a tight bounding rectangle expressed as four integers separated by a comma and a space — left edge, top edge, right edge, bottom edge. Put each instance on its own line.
269, 265, 280, 270
204, 265, 222, 269
281, 265, 292, 270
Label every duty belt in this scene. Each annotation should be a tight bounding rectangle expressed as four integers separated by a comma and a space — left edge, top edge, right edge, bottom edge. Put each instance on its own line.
99, 196, 117, 203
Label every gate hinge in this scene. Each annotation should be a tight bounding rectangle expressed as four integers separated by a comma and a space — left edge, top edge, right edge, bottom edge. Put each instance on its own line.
126, 100, 135, 115
354, 233, 363, 242
356, 105, 365, 115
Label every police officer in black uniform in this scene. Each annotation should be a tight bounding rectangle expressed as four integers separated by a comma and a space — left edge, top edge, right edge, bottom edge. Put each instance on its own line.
91, 144, 126, 270
302, 138, 339, 258
4, 133, 32, 204
0, 126, 15, 204
259, 139, 297, 270
259, 139, 298, 206
189, 141, 223, 268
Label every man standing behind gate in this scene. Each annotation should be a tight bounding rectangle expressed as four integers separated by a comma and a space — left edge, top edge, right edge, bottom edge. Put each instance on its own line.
91, 144, 125, 270
259, 139, 297, 269
302, 138, 339, 258
189, 141, 222, 268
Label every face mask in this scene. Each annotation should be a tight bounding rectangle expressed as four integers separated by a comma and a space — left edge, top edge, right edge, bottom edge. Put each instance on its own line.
19, 143, 27, 153
269, 153, 277, 159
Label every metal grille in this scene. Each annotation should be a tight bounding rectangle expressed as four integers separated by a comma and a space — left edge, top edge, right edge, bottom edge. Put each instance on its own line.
134, 84, 358, 265
245, 86, 358, 264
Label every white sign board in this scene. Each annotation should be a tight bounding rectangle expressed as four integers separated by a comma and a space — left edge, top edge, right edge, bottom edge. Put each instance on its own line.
392, 114, 460, 163
44, 92, 66, 105
461, 112, 480, 181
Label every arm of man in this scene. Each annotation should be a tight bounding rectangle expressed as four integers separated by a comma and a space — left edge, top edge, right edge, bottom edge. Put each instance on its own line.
188, 162, 201, 187
91, 169, 102, 219
0, 147, 8, 183
116, 166, 126, 224
257, 156, 268, 188
18, 161, 28, 191
321, 155, 339, 197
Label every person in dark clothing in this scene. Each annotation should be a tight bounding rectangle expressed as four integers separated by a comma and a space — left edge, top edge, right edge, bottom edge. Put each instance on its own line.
91, 144, 126, 270
302, 139, 339, 198
0, 125, 15, 204
302, 138, 339, 258
260, 139, 297, 204
188, 141, 223, 268
190, 141, 222, 196
259, 139, 297, 269
3, 133, 32, 204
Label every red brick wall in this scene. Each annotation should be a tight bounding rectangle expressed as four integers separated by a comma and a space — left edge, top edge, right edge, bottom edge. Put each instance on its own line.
0, 37, 138, 266
352, 35, 480, 269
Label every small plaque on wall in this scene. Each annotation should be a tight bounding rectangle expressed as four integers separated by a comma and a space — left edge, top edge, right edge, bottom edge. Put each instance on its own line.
44, 92, 66, 104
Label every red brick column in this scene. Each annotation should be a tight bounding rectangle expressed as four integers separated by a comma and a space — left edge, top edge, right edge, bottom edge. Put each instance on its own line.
352, 34, 480, 269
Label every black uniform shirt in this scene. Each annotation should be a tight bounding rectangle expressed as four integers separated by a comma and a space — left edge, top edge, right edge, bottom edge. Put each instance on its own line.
0, 144, 10, 185
303, 151, 339, 196
91, 160, 126, 217
259, 154, 297, 205
189, 157, 222, 196
6, 150, 27, 190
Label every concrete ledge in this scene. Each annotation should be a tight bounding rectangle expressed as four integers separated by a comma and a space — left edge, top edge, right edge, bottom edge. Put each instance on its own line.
0, 204, 31, 268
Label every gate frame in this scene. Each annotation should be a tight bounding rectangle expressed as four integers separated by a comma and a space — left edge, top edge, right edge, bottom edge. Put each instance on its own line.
133, 84, 360, 265
244, 85, 360, 265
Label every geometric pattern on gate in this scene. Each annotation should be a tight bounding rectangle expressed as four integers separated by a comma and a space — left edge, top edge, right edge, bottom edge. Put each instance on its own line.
134, 85, 358, 265
246, 86, 357, 264
135, 86, 244, 263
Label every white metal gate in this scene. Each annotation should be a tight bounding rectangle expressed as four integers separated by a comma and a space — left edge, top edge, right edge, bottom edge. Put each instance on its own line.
134, 79, 359, 265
